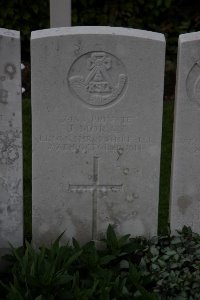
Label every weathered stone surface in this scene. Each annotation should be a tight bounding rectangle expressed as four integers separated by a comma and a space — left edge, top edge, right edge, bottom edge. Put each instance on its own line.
31, 27, 165, 245
170, 32, 200, 233
0, 29, 23, 250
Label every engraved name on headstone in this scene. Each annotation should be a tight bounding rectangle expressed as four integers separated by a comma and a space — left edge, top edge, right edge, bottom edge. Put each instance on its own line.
0, 29, 23, 252
170, 32, 200, 233
31, 27, 165, 245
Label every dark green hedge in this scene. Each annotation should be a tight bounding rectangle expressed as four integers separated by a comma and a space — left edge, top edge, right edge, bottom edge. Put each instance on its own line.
0, 0, 49, 60
0, 0, 199, 60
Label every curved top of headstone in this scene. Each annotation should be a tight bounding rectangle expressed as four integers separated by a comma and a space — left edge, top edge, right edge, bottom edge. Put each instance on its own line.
179, 31, 200, 43
31, 26, 165, 42
0, 28, 20, 38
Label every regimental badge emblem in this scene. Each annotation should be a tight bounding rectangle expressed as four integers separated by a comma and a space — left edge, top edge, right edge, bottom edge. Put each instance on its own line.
186, 60, 200, 106
68, 51, 127, 107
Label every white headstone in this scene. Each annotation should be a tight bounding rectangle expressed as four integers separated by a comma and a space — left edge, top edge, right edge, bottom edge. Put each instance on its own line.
31, 27, 165, 245
0, 29, 23, 252
50, 0, 71, 28
170, 32, 200, 233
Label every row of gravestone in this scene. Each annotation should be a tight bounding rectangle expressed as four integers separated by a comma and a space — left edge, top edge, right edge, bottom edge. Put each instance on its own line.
0, 27, 200, 252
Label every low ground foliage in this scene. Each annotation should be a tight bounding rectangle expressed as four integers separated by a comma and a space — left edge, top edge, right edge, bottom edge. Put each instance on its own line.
1, 225, 200, 299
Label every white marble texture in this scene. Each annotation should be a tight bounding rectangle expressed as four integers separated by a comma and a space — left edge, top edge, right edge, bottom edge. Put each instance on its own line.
0, 28, 23, 251
31, 26, 165, 245
170, 32, 200, 233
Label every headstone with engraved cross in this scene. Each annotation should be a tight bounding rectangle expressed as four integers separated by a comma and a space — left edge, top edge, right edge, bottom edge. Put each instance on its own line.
0, 28, 23, 254
31, 27, 165, 246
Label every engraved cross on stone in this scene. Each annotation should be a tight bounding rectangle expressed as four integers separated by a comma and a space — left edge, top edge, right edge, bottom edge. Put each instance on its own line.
68, 156, 123, 240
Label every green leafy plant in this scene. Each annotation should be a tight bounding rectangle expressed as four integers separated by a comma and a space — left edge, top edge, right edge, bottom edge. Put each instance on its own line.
2, 225, 200, 299
140, 226, 200, 299
0, 226, 157, 299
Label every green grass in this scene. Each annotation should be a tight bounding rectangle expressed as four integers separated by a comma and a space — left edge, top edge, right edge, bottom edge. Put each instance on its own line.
22, 100, 174, 240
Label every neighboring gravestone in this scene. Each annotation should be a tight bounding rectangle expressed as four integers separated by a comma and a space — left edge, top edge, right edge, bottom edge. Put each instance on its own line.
50, 0, 71, 27
31, 27, 165, 245
170, 32, 200, 233
0, 29, 23, 253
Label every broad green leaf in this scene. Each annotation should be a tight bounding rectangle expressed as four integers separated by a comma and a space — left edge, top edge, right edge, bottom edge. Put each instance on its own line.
106, 224, 118, 250
118, 234, 131, 248
150, 246, 159, 256
100, 255, 116, 265
7, 284, 24, 300
66, 250, 82, 268
72, 238, 80, 250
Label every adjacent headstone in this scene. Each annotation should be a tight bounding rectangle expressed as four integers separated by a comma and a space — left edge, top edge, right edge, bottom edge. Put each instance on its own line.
31, 27, 165, 246
0, 29, 23, 252
50, 0, 71, 28
170, 32, 200, 233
